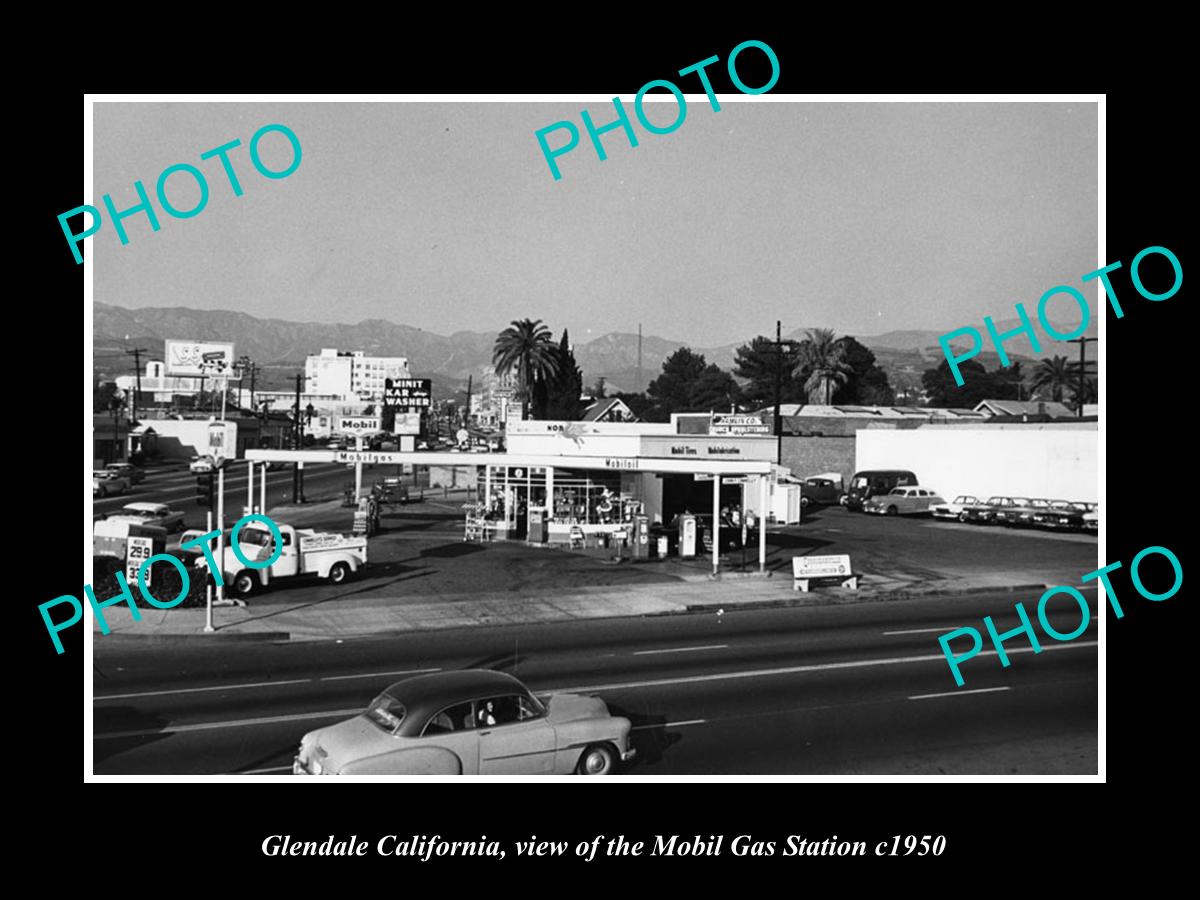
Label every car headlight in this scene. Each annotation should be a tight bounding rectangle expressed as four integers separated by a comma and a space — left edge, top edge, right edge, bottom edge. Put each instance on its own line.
311, 759, 323, 775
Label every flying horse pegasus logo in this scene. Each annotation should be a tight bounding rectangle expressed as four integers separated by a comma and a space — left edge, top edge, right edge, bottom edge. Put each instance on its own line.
556, 422, 595, 447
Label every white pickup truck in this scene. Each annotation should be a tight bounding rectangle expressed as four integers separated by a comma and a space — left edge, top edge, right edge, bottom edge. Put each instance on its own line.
198, 521, 368, 597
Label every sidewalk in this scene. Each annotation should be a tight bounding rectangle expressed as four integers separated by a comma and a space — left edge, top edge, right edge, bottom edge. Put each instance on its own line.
92, 571, 1050, 643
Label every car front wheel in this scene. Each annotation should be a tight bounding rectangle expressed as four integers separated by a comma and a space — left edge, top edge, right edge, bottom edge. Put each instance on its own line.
886, 505, 898, 516
576, 744, 616, 775
233, 571, 256, 597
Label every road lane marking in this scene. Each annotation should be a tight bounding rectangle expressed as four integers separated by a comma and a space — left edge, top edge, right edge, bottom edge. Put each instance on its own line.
320, 668, 441, 682
632, 644, 729, 656
882, 628, 958, 636
97, 708, 363, 740
95, 668, 441, 701
908, 686, 1011, 701
96, 678, 313, 700
92, 641, 1096, 740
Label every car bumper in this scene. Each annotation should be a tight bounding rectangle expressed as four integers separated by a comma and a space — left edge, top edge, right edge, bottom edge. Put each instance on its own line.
621, 746, 637, 762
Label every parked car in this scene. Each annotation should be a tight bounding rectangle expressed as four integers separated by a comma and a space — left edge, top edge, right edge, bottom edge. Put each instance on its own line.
800, 475, 844, 509
960, 496, 1016, 525
845, 470, 917, 511
996, 498, 1052, 528
1083, 504, 1098, 533
930, 495, 979, 520
92, 470, 129, 496
1032, 500, 1089, 531
189, 455, 216, 473
293, 669, 636, 776
105, 462, 145, 484
864, 486, 945, 516
112, 501, 186, 533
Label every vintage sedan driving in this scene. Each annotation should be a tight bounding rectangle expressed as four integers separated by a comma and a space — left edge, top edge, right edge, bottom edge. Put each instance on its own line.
113, 502, 186, 533
800, 474, 844, 509
863, 486, 945, 516
930, 495, 979, 520
189, 454, 216, 473
293, 670, 636, 776
92, 470, 129, 496
106, 462, 145, 484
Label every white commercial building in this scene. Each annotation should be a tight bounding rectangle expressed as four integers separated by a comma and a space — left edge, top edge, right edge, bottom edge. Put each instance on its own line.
305, 348, 412, 402
855, 423, 1098, 503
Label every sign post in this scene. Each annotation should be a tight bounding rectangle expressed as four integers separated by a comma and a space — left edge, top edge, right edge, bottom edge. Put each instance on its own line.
125, 537, 153, 589
204, 510, 214, 633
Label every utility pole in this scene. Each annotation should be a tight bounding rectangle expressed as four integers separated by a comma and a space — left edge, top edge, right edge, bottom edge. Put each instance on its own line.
464, 374, 473, 428
292, 373, 302, 501
637, 323, 643, 394
125, 347, 147, 422
1067, 336, 1098, 417
775, 321, 783, 465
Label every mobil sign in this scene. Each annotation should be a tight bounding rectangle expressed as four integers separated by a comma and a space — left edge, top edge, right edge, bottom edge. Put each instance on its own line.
336, 416, 382, 435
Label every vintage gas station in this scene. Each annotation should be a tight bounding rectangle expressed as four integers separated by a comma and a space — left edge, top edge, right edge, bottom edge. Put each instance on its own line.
242, 417, 789, 576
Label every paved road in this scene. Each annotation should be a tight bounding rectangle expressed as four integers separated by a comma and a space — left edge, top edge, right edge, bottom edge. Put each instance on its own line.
93, 461, 358, 528
92, 589, 1098, 775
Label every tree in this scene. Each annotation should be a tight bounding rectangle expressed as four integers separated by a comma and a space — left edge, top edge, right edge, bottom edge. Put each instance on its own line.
646, 348, 741, 420
732, 335, 805, 409
1031, 356, 1072, 402
590, 376, 607, 399
830, 336, 894, 406
921, 359, 1018, 407
535, 330, 587, 420
493, 318, 561, 421
797, 328, 852, 405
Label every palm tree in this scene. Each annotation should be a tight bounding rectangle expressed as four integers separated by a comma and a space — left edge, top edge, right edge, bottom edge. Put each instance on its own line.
492, 318, 561, 420
1031, 356, 1072, 402
798, 328, 852, 405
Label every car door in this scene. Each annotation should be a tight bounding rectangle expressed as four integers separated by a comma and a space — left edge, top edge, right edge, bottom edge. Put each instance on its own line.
476, 694, 557, 775
417, 700, 482, 774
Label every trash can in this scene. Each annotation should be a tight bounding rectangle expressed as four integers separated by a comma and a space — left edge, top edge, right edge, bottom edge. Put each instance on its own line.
528, 507, 546, 543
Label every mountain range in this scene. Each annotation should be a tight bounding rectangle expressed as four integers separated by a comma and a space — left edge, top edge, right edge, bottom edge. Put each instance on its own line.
93, 303, 1098, 397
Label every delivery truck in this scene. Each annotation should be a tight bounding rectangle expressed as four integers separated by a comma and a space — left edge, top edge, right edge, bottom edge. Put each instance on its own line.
196, 521, 368, 597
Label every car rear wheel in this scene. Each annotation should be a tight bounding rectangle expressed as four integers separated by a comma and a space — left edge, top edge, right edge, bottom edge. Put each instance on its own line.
233, 571, 256, 597
328, 562, 351, 584
886, 505, 898, 516
800, 496, 810, 509
576, 744, 616, 775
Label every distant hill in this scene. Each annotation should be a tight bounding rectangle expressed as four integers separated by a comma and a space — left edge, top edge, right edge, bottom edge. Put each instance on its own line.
93, 303, 1097, 397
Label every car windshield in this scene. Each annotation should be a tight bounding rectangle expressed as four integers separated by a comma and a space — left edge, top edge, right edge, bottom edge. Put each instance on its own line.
1011, 498, 1031, 506
955, 496, 974, 504
366, 692, 406, 733
1029, 500, 1049, 508
1049, 501, 1071, 509
237, 529, 273, 548
851, 477, 867, 488
986, 497, 1005, 504
889, 488, 906, 496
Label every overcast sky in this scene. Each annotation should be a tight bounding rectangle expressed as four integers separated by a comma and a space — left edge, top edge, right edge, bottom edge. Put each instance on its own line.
93, 100, 1097, 347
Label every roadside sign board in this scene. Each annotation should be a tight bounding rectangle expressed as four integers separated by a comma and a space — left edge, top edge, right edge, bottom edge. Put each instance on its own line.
721, 476, 755, 484
792, 554, 852, 578
336, 450, 405, 465
711, 413, 769, 435
126, 536, 154, 587
694, 473, 716, 481
335, 416, 381, 435
383, 378, 432, 409
207, 421, 238, 465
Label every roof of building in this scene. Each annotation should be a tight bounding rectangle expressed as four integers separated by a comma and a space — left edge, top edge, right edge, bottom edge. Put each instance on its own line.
582, 397, 634, 422
973, 399, 1075, 418
761, 404, 989, 420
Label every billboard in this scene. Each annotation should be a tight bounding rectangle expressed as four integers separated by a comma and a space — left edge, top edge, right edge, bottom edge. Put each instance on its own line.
165, 340, 237, 378
383, 378, 432, 409
393, 412, 422, 436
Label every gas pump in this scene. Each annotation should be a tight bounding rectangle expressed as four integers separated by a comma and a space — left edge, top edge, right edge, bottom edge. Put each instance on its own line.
632, 514, 650, 559
678, 514, 697, 558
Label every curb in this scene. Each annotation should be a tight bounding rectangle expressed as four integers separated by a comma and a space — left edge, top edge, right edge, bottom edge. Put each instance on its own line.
97, 630, 291, 644
682, 582, 1050, 612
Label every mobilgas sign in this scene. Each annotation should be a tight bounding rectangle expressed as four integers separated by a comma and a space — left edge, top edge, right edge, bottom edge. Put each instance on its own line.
384, 378, 432, 409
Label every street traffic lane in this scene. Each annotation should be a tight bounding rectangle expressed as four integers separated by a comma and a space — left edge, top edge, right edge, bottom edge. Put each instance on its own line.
93, 643, 1096, 774
92, 588, 1103, 700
